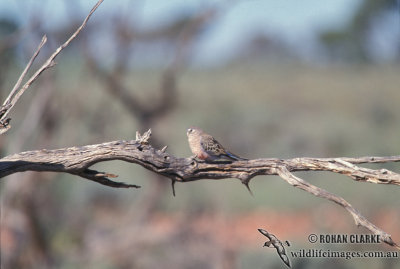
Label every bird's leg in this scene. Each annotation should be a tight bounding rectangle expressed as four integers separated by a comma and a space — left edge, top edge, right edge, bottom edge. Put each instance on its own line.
189, 154, 198, 161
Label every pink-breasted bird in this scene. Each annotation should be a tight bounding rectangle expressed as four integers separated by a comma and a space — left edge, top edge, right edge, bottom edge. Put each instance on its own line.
186, 127, 247, 162
187, 127, 252, 194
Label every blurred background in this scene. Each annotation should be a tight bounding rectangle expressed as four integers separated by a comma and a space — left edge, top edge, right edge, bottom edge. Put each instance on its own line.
1, 0, 400, 268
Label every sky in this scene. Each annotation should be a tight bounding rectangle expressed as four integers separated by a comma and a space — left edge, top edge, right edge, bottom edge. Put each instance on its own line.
133, 0, 363, 64
0, 0, 374, 65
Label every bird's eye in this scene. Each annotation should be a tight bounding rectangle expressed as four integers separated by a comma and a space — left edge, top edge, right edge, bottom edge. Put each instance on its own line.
188, 128, 193, 133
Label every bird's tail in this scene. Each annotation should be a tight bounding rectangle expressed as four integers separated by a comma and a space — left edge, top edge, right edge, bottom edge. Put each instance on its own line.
225, 151, 248, 161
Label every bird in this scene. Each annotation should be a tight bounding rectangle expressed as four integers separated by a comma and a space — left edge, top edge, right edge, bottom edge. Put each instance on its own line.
187, 127, 252, 194
258, 228, 291, 268
186, 127, 247, 162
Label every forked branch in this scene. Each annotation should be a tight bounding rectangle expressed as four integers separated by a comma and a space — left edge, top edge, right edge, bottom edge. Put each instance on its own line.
0, 0, 104, 134
0, 129, 399, 248
0, 0, 398, 251
276, 167, 398, 249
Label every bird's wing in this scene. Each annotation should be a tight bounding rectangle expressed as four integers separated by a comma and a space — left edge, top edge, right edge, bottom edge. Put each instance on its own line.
269, 234, 279, 241
271, 236, 291, 268
200, 135, 226, 155
201, 135, 247, 161
277, 249, 291, 268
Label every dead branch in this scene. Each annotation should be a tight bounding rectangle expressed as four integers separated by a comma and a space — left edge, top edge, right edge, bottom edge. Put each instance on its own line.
81, 5, 219, 227
0, 0, 104, 134
0, 129, 399, 248
276, 167, 398, 249
84, 7, 217, 127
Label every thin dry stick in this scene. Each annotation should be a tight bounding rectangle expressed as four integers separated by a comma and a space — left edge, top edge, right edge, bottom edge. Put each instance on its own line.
3, 36, 47, 111
0, 0, 104, 132
276, 167, 398, 248
0, 0, 398, 251
0, 129, 399, 248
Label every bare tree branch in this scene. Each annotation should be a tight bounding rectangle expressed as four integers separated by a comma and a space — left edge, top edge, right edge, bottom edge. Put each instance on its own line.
3, 36, 47, 111
0, 129, 399, 248
1, 130, 400, 187
276, 166, 398, 249
0, 0, 104, 134
84, 6, 217, 127
0, 0, 398, 252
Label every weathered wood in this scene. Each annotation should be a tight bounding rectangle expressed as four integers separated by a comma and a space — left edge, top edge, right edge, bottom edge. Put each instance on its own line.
3, 138, 400, 186
1, 129, 400, 249
0, 0, 399, 250
0, 0, 104, 135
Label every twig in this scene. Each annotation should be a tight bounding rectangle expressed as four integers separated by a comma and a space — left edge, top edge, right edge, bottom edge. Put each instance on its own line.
0, 34, 45, 133
9, 74, 54, 153
276, 166, 398, 248
0, 0, 104, 134
3, 36, 47, 112
0, 129, 399, 248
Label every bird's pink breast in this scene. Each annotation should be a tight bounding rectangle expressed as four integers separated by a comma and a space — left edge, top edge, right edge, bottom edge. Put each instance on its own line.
197, 151, 209, 160
188, 134, 209, 160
